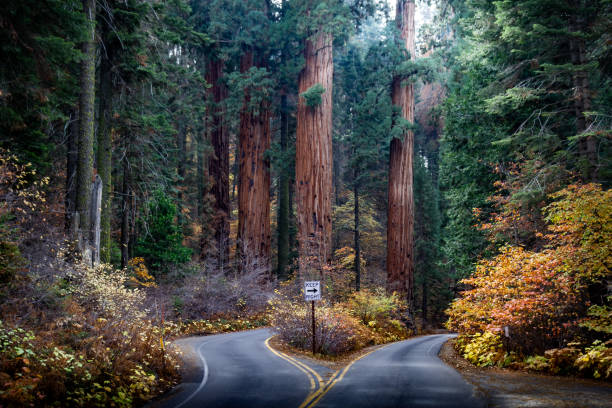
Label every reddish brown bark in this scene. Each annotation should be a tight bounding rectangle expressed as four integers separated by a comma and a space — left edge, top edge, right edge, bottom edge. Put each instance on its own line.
387, 0, 415, 301
205, 58, 230, 266
237, 52, 271, 273
295, 32, 334, 275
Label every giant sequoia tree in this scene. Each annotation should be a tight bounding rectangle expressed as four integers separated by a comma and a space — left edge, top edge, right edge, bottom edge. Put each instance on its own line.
295, 30, 334, 272
237, 54, 272, 272
293, 0, 381, 276
236, 1, 273, 273
387, 0, 416, 300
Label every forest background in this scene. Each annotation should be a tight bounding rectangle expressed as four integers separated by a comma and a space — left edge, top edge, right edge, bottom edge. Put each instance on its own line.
0, 0, 610, 406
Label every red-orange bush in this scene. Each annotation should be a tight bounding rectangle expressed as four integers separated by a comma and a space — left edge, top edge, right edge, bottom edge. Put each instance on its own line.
447, 183, 611, 357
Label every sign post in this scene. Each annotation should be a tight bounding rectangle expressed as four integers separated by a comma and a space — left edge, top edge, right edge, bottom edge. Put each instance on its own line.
304, 281, 321, 355
311, 300, 315, 354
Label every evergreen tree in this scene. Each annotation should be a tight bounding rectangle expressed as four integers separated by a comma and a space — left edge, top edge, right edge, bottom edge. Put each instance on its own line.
135, 190, 192, 273
336, 42, 394, 289
0, 0, 83, 169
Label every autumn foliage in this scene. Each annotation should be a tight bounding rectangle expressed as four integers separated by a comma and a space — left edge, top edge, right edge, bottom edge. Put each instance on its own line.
447, 183, 611, 378
271, 287, 410, 356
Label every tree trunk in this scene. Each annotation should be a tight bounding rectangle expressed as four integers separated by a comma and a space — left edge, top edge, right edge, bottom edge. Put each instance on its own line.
120, 159, 130, 268
237, 51, 272, 274
97, 43, 112, 264
422, 274, 428, 323
295, 32, 334, 276
289, 178, 296, 250
277, 93, 290, 279
354, 177, 361, 291
205, 57, 230, 268
65, 109, 79, 231
177, 123, 187, 226
76, 0, 97, 248
197, 129, 205, 219
90, 175, 102, 265
387, 0, 415, 304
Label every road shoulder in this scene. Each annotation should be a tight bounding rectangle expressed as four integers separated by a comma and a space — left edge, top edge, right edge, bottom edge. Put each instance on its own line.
439, 338, 612, 408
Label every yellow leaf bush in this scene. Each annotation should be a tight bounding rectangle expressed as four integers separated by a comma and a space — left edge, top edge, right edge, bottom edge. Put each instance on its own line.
447, 183, 611, 379
458, 331, 506, 367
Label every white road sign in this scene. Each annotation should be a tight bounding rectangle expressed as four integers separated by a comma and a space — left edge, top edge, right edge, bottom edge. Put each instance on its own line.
304, 281, 321, 301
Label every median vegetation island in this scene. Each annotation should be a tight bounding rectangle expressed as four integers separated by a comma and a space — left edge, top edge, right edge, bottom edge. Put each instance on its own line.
271, 286, 411, 357
1, 0, 611, 407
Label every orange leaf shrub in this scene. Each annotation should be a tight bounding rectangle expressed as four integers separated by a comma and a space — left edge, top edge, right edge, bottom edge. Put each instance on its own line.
447, 246, 583, 353
447, 183, 611, 361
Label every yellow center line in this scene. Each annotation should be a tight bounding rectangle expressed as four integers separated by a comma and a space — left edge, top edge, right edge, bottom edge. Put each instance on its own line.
267, 335, 395, 408
278, 349, 324, 387
265, 337, 317, 392
297, 368, 341, 408
302, 343, 394, 408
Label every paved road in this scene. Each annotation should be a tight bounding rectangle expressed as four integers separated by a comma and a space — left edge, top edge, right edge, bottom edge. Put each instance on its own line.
152, 329, 484, 408
152, 329, 315, 408
313, 334, 485, 408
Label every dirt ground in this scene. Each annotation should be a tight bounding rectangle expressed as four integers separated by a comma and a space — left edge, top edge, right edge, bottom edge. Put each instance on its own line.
439, 339, 612, 408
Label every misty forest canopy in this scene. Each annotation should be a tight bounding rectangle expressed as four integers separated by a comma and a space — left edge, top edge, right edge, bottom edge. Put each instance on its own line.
0, 0, 610, 406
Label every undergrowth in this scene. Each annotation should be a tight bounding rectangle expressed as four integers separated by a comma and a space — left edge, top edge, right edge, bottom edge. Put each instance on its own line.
270, 287, 410, 356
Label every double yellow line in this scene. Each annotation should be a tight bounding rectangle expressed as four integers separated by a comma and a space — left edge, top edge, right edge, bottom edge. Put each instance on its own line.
265, 337, 324, 393
265, 337, 384, 408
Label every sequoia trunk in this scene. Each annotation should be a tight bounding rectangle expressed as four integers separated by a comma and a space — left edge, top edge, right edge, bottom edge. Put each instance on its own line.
205, 58, 230, 267
238, 52, 271, 274
277, 93, 290, 279
387, 0, 415, 303
354, 177, 361, 291
295, 32, 334, 275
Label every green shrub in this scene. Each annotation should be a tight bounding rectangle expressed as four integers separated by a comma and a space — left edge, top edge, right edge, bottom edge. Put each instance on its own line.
525, 355, 550, 371
574, 340, 612, 379
0, 240, 23, 284
343, 289, 409, 343
346, 288, 397, 325
166, 316, 269, 337
580, 302, 612, 335
0, 316, 180, 407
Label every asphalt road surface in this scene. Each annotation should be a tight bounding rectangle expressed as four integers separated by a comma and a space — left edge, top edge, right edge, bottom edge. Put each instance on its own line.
151, 329, 484, 408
